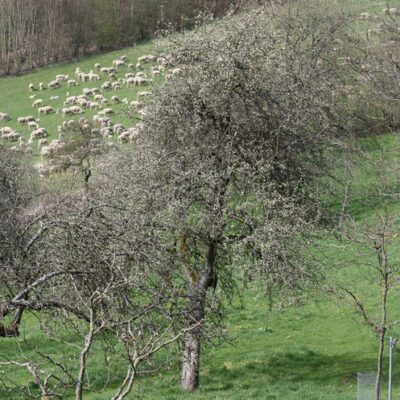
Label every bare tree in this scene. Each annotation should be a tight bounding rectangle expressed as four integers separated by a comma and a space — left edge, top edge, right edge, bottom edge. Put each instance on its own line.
89, 0, 356, 392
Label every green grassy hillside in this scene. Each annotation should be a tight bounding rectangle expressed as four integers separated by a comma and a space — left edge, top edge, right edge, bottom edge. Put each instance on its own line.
2, 1, 400, 399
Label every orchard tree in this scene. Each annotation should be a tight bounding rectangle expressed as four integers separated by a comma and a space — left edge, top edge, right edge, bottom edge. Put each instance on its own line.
96, 0, 353, 391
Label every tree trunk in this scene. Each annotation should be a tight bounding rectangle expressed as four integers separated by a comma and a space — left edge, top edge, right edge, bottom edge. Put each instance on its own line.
0, 306, 24, 337
375, 283, 388, 400
375, 328, 385, 400
181, 240, 217, 392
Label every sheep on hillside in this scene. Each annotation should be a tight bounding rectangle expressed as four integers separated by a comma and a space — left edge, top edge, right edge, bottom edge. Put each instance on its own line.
67, 79, 78, 87
29, 83, 35, 91
48, 80, 61, 89
32, 99, 44, 108
0, 112, 10, 121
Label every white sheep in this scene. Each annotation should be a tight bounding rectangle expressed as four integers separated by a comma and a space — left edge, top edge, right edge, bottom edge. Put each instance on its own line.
111, 95, 120, 105
31, 127, 49, 140
69, 105, 84, 114
62, 108, 73, 117
120, 55, 128, 61
101, 81, 112, 90
28, 121, 39, 129
128, 63, 135, 70
65, 96, 77, 105
113, 124, 125, 134
37, 138, 48, 148
0, 126, 13, 134
118, 131, 130, 143
390, 8, 399, 16
56, 74, 69, 81
89, 101, 101, 110
94, 63, 101, 70
29, 83, 35, 91
50, 95, 59, 100
98, 108, 114, 115
39, 82, 44, 91
101, 98, 108, 106
0, 112, 10, 121
67, 79, 78, 87
94, 94, 105, 101
113, 60, 126, 68
32, 99, 43, 108
48, 80, 61, 89
38, 106, 55, 115
112, 82, 122, 90
89, 73, 100, 82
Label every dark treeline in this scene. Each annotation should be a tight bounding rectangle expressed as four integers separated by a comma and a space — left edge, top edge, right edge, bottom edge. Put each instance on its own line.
0, 0, 244, 76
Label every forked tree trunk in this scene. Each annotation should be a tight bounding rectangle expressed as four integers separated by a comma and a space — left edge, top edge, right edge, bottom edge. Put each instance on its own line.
0, 306, 24, 337
181, 240, 217, 392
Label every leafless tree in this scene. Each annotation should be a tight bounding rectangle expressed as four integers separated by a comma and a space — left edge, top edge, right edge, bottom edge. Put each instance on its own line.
88, 0, 356, 391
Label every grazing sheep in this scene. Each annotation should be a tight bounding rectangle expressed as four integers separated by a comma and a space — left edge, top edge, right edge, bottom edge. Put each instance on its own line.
100, 67, 116, 75
37, 138, 48, 148
136, 63, 141, 70
113, 124, 125, 134
130, 100, 143, 108
98, 108, 114, 115
390, 8, 399, 16
0, 126, 13, 134
32, 99, 43, 108
118, 131, 130, 143
38, 106, 55, 115
94, 63, 101, 70
29, 83, 35, 91
56, 74, 69, 81
80, 73, 90, 82
137, 91, 152, 100
69, 105, 84, 114
83, 88, 94, 96
101, 81, 112, 90
41, 145, 54, 158
48, 80, 61, 89
3, 131, 21, 141
0, 112, 10, 121
29, 95, 36, 99
65, 96, 77, 105
89, 73, 100, 82
30, 128, 49, 142
125, 72, 135, 79
77, 98, 88, 107
111, 95, 120, 105
89, 101, 101, 110
94, 94, 105, 101
18, 117, 28, 124
120, 55, 127, 61
113, 59, 126, 68
28, 121, 39, 129
128, 63, 135, 69
67, 79, 78, 87
122, 97, 129, 104
101, 98, 108, 106
39, 82, 44, 91
112, 82, 122, 90
62, 108, 73, 117
109, 72, 116, 80
50, 95, 59, 100
75, 67, 82, 76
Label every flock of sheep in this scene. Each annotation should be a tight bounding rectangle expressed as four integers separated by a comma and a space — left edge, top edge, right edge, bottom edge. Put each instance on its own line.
359, 7, 400, 35
0, 51, 180, 167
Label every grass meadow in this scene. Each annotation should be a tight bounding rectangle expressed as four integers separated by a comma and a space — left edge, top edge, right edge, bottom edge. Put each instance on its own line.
2, 0, 400, 399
